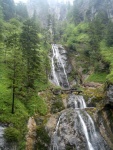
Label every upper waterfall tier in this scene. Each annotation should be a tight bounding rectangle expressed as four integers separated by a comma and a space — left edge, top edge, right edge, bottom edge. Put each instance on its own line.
50, 44, 70, 88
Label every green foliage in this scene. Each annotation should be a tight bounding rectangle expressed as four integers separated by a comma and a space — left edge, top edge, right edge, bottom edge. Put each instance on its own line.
4, 127, 21, 142
105, 21, 113, 47
20, 19, 41, 90
27, 95, 48, 116
0, 3, 50, 148
100, 41, 113, 84
86, 72, 107, 83
62, 22, 89, 51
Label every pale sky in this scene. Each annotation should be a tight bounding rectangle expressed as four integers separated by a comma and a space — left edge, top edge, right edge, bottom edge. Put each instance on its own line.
14, 0, 28, 3
14, 0, 73, 4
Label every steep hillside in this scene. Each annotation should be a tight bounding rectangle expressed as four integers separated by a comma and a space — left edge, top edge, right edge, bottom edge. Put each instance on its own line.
72, 0, 113, 21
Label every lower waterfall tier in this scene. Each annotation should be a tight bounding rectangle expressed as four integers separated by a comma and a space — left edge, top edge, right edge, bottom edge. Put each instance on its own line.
50, 94, 110, 150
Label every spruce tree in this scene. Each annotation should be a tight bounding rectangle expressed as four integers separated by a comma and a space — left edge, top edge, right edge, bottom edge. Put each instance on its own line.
6, 32, 23, 114
1, 0, 15, 20
20, 19, 40, 92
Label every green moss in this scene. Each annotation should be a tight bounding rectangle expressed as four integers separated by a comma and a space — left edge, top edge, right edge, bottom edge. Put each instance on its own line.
4, 127, 21, 142
83, 87, 104, 103
86, 72, 107, 83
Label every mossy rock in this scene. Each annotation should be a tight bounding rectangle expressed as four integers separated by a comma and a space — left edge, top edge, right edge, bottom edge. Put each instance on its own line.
51, 95, 64, 113
35, 126, 50, 150
66, 144, 76, 150
83, 87, 104, 101
52, 86, 62, 95
4, 127, 21, 142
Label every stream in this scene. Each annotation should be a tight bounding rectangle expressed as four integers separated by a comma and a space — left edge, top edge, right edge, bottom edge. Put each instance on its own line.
50, 44, 110, 150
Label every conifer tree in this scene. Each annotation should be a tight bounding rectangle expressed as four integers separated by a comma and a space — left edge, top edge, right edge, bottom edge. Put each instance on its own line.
6, 32, 23, 114
20, 19, 40, 92
1, 0, 15, 20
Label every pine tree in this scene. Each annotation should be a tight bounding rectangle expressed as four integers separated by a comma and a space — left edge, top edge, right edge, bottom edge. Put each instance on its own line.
15, 2, 28, 21
1, 0, 15, 20
20, 19, 40, 92
6, 32, 23, 114
105, 21, 113, 47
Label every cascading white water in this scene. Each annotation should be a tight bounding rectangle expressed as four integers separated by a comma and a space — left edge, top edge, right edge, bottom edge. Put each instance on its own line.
74, 96, 94, 150
50, 44, 69, 88
51, 45, 60, 86
74, 95, 86, 109
77, 111, 94, 150
74, 96, 108, 150
51, 94, 109, 150
50, 45, 109, 150
52, 115, 62, 150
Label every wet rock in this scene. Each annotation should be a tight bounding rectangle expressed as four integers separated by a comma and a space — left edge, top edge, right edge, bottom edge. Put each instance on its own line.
50, 44, 70, 88
106, 84, 113, 106
52, 88, 62, 95
46, 115, 57, 135
50, 94, 110, 150
0, 125, 17, 150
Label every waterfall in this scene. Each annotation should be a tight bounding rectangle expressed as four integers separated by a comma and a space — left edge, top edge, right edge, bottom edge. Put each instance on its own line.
74, 95, 86, 109
50, 45, 109, 150
77, 111, 94, 150
50, 94, 109, 150
51, 115, 62, 150
50, 44, 69, 88
51, 45, 60, 86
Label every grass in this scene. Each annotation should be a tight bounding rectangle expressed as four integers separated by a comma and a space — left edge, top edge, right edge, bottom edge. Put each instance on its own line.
26, 95, 48, 116
86, 72, 107, 83
100, 41, 113, 84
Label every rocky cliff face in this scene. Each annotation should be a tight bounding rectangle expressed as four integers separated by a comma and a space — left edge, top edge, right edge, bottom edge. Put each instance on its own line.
74, 0, 113, 21
106, 85, 113, 106
27, 0, 68, 27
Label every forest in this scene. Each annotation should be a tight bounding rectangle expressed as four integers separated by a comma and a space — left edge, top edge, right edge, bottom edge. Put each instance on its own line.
0, 0, 113, 150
